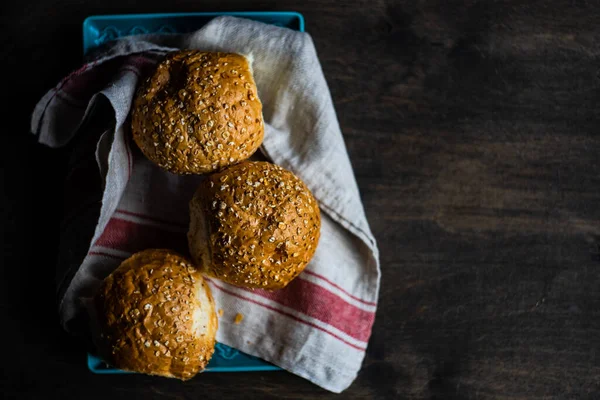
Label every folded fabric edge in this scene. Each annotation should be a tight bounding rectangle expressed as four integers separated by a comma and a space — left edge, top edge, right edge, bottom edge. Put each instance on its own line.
56, 91, 132, 322
261, 143, 380, 266
217, 319, 359, 393
30, 45, 175, 148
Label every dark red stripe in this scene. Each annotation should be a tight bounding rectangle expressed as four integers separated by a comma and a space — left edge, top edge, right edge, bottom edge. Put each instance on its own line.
46, 61, 94, 112
55, 91, 87, 109
86, 250, 368, 350
240, 277, 374, 342
95, 218, 374, 342
206, 279, 367, 351
94, 218, 188, 256
101, 213, 372, 311
115, 209, 188, 229
59, 60, 112, 98
57, 62, 93, 89
124, 54, 157, 71
59, 54, 153, 99
101, 214, 374, 309
302, 270, 378, 306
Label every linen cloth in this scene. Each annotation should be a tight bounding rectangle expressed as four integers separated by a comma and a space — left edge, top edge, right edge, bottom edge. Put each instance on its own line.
31, 17, 380, 393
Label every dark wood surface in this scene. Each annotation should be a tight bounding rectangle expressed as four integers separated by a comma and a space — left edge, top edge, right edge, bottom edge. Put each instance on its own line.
2, 1, 600, 398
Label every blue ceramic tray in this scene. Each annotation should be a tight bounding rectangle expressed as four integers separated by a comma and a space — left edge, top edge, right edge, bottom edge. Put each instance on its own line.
83, 11, 305, 374
83, 11, 305, 54
88, 343, 281, 373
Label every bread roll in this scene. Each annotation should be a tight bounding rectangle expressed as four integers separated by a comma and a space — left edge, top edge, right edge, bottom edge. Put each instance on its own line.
188, 161, 321, 290
93, 249, 217, 380
131, 51, 264, 174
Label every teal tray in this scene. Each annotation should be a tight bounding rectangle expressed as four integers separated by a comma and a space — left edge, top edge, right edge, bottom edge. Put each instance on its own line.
83, 11, 305, 374
88, 343, 281, 373
83, 11, 305, 54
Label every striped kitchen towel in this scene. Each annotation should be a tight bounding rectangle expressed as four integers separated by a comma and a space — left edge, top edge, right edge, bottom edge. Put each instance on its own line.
31, 16, 380, 393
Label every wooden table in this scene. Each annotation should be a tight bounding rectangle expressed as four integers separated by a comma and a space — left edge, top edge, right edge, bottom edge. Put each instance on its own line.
3, 1, 599, 398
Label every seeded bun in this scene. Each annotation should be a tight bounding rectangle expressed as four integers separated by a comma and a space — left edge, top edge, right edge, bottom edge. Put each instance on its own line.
93, 249, 218, 380
188, 161, 321, 290
131, 51, 264, 174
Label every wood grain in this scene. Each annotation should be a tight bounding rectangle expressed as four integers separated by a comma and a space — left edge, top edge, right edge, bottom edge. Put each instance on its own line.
2, 0, 600, 399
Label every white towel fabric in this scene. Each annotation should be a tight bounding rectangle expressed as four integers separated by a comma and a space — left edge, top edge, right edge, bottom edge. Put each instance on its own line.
31, 16, 380, 393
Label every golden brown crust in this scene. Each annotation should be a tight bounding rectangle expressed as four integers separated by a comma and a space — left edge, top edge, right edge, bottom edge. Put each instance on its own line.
131, 51, 264, 174
188, 161, 321, 290
94, 249, 218, 380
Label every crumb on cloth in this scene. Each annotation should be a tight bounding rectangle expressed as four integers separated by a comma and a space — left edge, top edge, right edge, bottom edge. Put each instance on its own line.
234, 313, 244, 324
